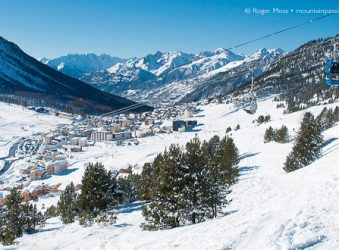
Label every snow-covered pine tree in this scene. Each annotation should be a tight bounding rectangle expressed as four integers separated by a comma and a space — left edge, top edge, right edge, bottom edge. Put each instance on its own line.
218, 136, 240, 186
316, 107, 328, 131
44, 205, 58, 219
264, 126, 274, 143
138, 162, 156, 201
324, 108, 335, 130
275, 125, 289, 143
203, 135, 240, 218
4, 188, 23, 238
116, 174, 140, 203
78, 162, 117, 217
181, 136, 207, 224
334, 106, 339, 122
141, 145, 185, 230
21, 203, 45, 233
0, 189, 21, 245
58, 182, 78, 224
0, 218, 16, 245
202, 136, 222, 218
284, 112, 323, 172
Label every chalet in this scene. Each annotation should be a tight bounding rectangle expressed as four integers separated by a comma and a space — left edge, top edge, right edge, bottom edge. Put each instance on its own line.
119, 166, 133, 174
46, 160, 68, 174
30, 167, 48, 180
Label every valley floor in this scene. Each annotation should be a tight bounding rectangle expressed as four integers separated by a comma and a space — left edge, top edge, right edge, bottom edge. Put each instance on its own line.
1, 97, 339, 250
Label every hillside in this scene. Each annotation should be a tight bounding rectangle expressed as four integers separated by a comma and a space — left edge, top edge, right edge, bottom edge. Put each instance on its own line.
0, 36, 152, 114
229, 35, 339, 112
1, 96, 338, 249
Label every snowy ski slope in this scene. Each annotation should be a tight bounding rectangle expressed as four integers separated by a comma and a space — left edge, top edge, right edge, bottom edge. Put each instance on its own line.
1, 97, 338, 250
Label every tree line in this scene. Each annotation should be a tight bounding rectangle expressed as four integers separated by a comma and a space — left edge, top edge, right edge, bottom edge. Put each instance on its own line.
0, 189, 45, 245
1, 134, 240, 245
284, 107, 338, 172
139, 135, 240, 230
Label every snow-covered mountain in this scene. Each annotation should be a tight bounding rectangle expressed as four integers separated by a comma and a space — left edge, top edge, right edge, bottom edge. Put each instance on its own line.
41, 53, 126, 78
76, 48, 285, 106
42, 46, 286, 107
0, 36, 152, 114
180, 47, 285, 103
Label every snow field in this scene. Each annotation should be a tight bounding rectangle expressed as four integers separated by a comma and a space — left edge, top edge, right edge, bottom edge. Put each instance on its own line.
1, 97, 338, 249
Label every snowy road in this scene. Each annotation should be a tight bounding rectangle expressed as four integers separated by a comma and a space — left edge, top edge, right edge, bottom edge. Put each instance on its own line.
0, 139, 21, 176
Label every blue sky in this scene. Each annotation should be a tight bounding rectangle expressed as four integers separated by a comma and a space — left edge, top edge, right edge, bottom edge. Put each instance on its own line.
0, 0, 338, 59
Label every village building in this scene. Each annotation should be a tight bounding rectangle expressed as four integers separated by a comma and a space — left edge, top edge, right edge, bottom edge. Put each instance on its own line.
70, 137, 88, 147
112, 131, 132, 140
173, 120, 198, 132
46, 160, 68, 174
30, 166, 48, 180
111, 123, 122, 133
62, 145, 82, 153
90, 127, 113, 141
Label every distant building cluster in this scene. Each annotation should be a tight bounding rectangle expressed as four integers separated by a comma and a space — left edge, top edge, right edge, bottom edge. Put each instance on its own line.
0, 103, 201, 205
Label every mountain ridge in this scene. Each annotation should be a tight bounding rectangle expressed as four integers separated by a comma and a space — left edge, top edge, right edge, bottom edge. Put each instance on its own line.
46, 47, 283, 106
0, 36, 152, 114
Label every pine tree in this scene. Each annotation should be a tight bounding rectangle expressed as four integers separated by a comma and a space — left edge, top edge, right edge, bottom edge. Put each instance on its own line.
44, 205, 58, 219
264, 126, 274, 143
21, 204, 45, 233
264, 115, 271, 123
0, 189, 45, 245
58, 182, 78, 224
333, 106, 339, 122
140, 135, 241, 230
141, 145, 185, 230
275, 125, 289, 143
316, 107, 327, 131
0, 219, 16, 246
218, 136, 240, 186
181, 136, 206, 224
202, 136, 221, 218
78, 162, 116, 217
0, 189, 21, 245
4, 188, 23, 238
284, 112, 323, 172
324, 108, 335, 130
116, 174, 140, 203
137, 163, 155, 201
257, 115, 265, 124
